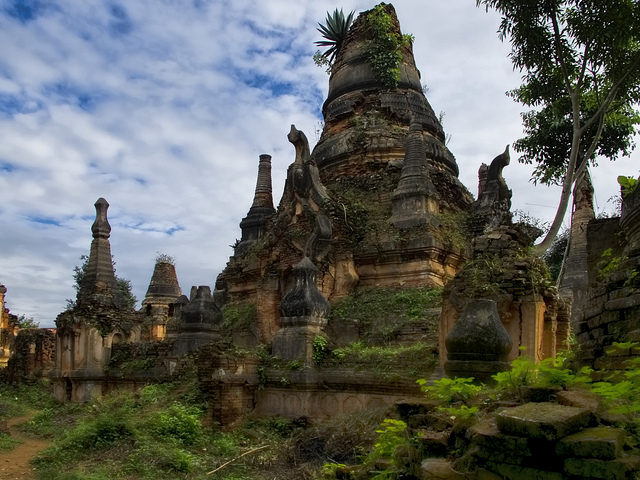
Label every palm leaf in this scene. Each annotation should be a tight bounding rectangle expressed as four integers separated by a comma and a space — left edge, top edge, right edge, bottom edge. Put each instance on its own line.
314, 8, 354, 64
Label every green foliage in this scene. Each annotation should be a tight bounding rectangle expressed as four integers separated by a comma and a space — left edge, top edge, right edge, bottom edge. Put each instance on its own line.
66, 254, 137, 310
314, 8, 355, 66
364, 4, 413, 88
148, 403, 202, 446
587, 342, 640, 433
329, 287, 442, 345
492, 354, 537, 399
313, 334, 330, 364
618, 175, 640, 197
477, 0, 640, 186
0, 431, 20, 451
543, 229, 569, 282
418, 377, 482, 405
477, 0, 640, 252
154, 252, 175, 265
320, 462, 351, 479
0, 381, 57, 419
461, 252, 554, 298
16, 314, 39, 329
365, 419, 413, 479
598, 248, 627, 279
492, 349, 592, 400
221, 302, 257, 331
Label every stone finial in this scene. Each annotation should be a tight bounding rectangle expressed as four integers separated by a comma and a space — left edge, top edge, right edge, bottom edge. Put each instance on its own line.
390, 119, 438, 228
445, 299, 512, 380
91, 198, 111, 239
280, 257, 330, 323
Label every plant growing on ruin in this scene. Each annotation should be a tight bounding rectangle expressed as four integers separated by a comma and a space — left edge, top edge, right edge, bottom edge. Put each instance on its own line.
154, 252, 175, 265
364, 4, 413, 88
477, 0, 640, 253
65, 254, 137, 310
618, 175, 640, 198
365, 418, 415, 479
312, 334, 330, 364
418, 377, 482, 422
16, 314, 39, 329
314, 8, 355, 69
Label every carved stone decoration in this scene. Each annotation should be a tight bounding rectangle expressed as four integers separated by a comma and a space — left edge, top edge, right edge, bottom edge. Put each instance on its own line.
172, 285, 221, 356
287, 125, 331, 209
390, 120, 439, 228
284, 125, 333, 261
445, 299, 512, 380
472, 146, 513, 235
272, 257, 330, 362
236, 154, 276, 255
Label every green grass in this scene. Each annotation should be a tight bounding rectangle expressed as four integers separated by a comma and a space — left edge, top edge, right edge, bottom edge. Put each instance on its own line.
0, 431, 21, 451
0, 381, 57, 420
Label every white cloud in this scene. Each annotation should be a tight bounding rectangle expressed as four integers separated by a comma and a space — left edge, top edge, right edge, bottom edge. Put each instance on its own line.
0, 1, 637, 326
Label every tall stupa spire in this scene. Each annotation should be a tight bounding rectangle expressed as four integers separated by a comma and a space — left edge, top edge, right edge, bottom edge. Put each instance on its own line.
237, 154, 276, 253
77, 197, 119, 306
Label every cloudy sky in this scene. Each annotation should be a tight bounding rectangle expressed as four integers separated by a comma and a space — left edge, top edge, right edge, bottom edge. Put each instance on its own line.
1, 0, 638, 327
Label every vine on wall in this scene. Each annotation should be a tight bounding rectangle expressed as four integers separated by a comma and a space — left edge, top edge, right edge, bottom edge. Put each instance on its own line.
365, 4, 413, 88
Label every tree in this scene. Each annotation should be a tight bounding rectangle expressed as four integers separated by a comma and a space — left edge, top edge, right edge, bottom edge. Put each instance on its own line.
65, 255, 137, 310
477, 0, 640, 252
313, 8, 354, 69
16, 314, 39, 329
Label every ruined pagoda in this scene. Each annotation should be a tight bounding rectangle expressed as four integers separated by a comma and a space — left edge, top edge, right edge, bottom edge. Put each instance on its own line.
54, 198, 140, 402
215, 4, 473, 345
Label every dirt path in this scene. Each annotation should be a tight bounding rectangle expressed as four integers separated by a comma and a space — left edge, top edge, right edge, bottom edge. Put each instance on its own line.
0, 415, 49, 480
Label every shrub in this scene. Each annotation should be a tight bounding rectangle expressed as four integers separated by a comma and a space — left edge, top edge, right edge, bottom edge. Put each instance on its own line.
148, 402, 202, 446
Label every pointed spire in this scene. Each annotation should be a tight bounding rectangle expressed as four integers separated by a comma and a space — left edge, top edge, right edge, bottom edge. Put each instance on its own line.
77, 198, 118, 305
237, 154, 276, 251
390, 120, 438, 228
251, 154, 275, 211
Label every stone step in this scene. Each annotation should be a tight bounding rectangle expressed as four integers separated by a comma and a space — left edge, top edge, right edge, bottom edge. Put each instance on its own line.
496, 402, 592, 441
556, 426, 625, 460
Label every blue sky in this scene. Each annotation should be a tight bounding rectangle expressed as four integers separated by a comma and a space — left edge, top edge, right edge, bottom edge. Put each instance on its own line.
1, 0, 638, 326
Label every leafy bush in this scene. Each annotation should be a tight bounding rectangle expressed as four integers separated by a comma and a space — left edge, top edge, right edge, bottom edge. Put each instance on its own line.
418, 377, 481, 405
148, 402, 202, 446
313, 334, 330, 364
618, 175, 640, 197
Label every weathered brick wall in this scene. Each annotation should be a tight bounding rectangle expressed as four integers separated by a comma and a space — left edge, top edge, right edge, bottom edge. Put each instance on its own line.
577, 257, 640, 367
4, 328, 56, 381
576, 189, 640, 367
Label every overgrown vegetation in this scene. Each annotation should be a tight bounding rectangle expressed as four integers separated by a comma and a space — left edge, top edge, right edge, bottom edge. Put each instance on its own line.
364, 4, 413, 88
618, 175, 640, 198
65, 254, 137, 310
323, 343, 640, 478
329, 287, 442, 345
314, 8, 355, 70
221, 302, 257, 331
